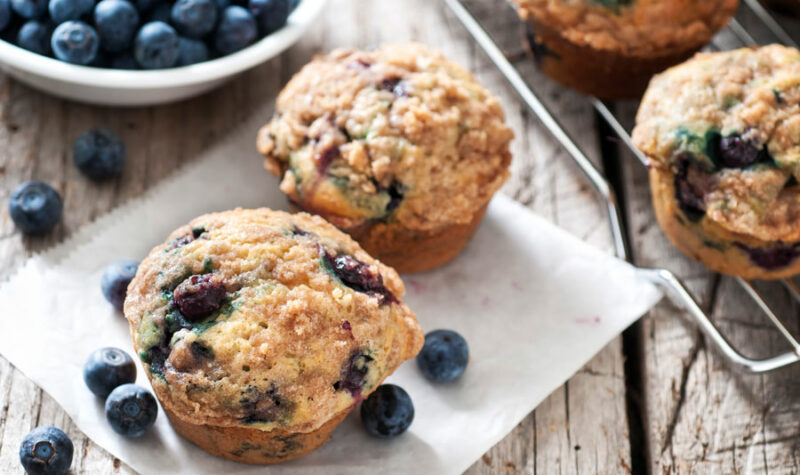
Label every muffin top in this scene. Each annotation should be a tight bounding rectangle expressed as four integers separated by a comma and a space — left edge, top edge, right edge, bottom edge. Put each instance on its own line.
124, 208, 423, 434
513, 0, 737, 56
257, 43, 513, 233
633, 45, 800, 243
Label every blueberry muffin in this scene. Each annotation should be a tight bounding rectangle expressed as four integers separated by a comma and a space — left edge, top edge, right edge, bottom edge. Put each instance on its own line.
123, 208, 423, 463
513, 0, 738, 99
257, 43, 514, 273
632, 45, 800, 279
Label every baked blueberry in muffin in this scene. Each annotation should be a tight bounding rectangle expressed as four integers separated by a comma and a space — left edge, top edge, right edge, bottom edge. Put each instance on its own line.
632, 45, 800, 279
513, 0, 738, 99
257, 43, 514, 273
123, 208, 423, 463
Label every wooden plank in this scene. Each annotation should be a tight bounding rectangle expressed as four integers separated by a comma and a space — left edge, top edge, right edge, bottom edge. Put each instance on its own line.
0, 0, 632, 473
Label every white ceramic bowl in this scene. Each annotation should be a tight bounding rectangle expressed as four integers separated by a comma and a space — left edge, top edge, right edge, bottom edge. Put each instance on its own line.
0, 0, 327, 106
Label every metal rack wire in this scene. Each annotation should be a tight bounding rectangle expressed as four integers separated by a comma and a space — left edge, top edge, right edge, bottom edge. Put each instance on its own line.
443, 0, 800, 372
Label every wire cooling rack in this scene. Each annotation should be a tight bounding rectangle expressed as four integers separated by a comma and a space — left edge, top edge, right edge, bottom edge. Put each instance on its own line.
444, 0, 800, 372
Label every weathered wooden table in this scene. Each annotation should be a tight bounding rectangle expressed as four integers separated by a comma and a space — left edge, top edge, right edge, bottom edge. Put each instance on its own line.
1, 0, 799, 473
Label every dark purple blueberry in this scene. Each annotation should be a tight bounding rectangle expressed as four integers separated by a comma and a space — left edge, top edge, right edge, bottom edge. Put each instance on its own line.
105, 384, 157, 437
718, 134, 766, 169
190, 341, 213, 360
384, 180, 404, 212
290, 224, 308, 236
9, 181, 62, 234
16, 20, 52, 56
51, 21, 99, 65
139, 342, 170, 375
322, 252, 397, 304
101, 259, 138, 311
173, 273, 227, 320
94, 0, 140, 53
379, 76, 407, 97
247, 0, 288, 36
171, 0, 217, 39
673, 155, 709, 222
735, 242, 800, 270
416, 329, 469, 382
48, 0, 93, 24
73, 128, 126, 180
314, 144, 339, 173
214, 5, 257, 55
83, 347, 137, 398
360, 384, 414, 438
333, 350, 373, 397
133, 21, 180, 69
19, 426, 73, 475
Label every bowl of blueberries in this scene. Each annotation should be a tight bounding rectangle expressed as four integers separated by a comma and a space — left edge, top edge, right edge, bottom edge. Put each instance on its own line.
0, 0, 325, 105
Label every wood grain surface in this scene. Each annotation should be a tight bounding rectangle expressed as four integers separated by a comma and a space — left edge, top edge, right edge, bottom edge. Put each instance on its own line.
0, 0, 798, 473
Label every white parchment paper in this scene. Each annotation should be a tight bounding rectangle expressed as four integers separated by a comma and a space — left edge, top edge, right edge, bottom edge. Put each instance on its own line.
0, 114, 662, 474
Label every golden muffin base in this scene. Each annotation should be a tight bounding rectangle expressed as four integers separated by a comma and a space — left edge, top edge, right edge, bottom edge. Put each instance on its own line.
164, 407, 349, 464
650, 167, 800, 280
527, 20, 700, 100
290, 203, 488, 274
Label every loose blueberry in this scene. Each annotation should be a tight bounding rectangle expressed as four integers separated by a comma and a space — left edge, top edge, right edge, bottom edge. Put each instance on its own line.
73, 128, 126, 180
171, 0, 217, 38
322, 251, 396, 304
144, 2, 170, 22
51, 21, 99, 65
360, 384, 414, 438
416, 329, 469, 382
8, 181, 62, 234
94, 0, 139, 53
248, 0, 288, 36
0, 0, 10, 32
177, 36, 207, 65
48, 0, 93, 24
133, 21, 179, 69
214, 5, 256, 55
19, 426, 73, 475
173, 273, 226, 320
717, 134, 767, 169
111, 52, 138, 69
290, 0, 299, 10
105, 384, 158, 437
735, 242, 800, 270
83, 347, 137, 398
11, 0, 47, 19
214, 0, 229, 10
17, 20, 52, 55
101, 259, 138, 310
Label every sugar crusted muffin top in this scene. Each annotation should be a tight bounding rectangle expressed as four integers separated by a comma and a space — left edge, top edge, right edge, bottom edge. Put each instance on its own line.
257, 43, 513, 233
513, 0, 737, 56
633, 45, 800, 243
124, 209, 423, 434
